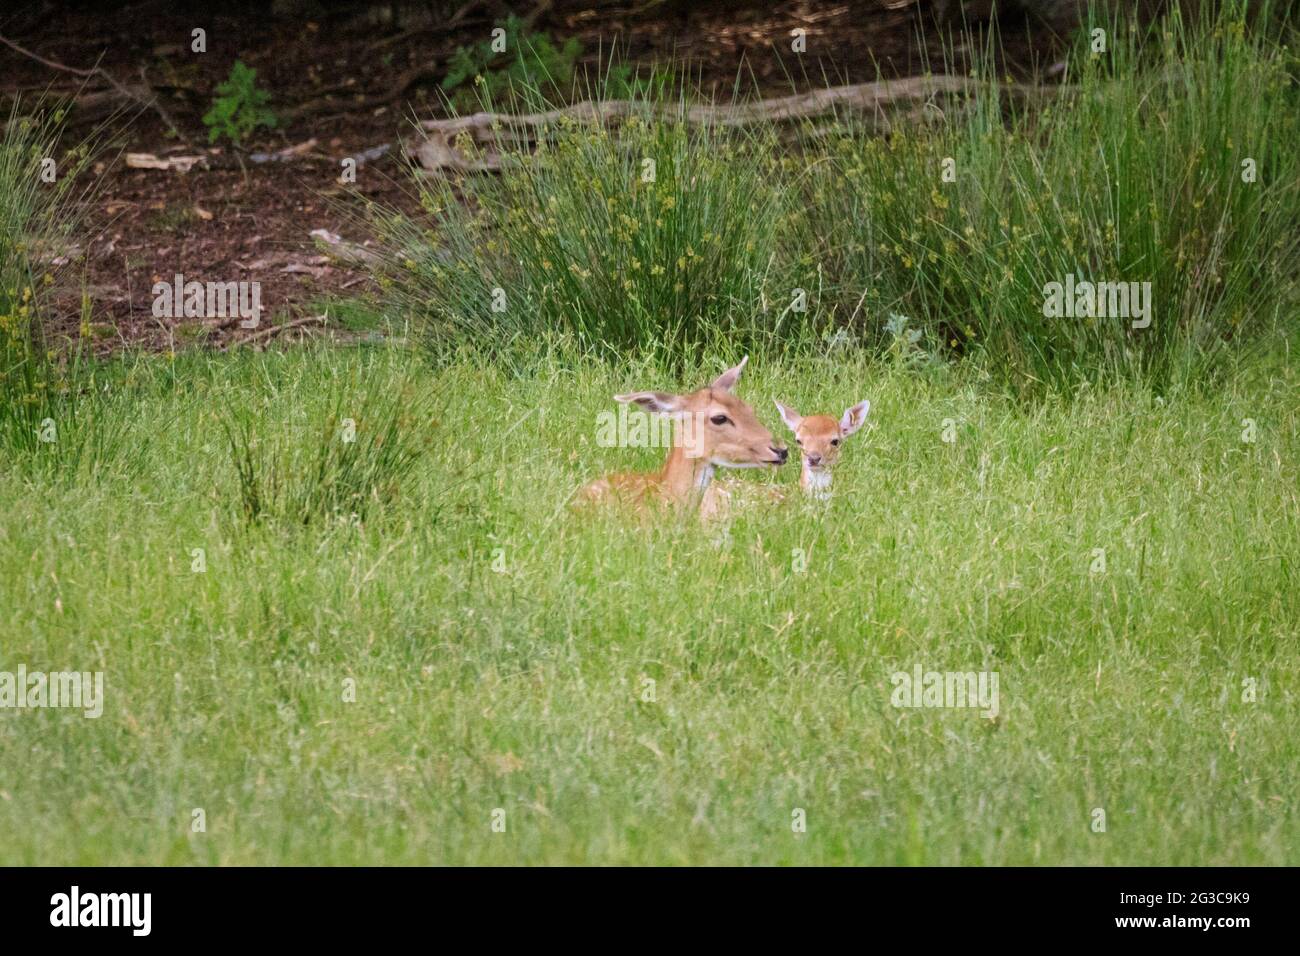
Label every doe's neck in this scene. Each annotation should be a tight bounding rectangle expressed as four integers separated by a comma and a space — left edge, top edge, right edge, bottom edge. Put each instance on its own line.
660, 443, 715, 503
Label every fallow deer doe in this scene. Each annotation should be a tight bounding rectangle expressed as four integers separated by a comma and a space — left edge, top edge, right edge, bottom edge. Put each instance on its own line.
580, 357, 788, 517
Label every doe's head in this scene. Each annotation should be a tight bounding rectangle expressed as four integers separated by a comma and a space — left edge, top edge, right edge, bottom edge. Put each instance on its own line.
615, 357, 788, 468
774, 399, 870, 472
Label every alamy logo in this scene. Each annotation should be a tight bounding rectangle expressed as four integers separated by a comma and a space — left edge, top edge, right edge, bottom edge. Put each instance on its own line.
595, 407, 707, 458
0, 666, 103, 718
1042, 275, 1152, 329
152, 273, 262, 328
50, 886, 151, 936
889, 665, 999, 719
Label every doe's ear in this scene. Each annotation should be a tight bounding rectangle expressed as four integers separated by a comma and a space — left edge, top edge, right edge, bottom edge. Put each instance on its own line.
710, 355, 748, 392
774, 400, 802, 433
615, 391, 686, 416
839, 400, 871, 437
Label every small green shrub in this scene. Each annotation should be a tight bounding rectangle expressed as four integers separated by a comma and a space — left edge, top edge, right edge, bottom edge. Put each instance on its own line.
203, 61, 277, 146
605, 63, 677, 101
441, 15, 583, 111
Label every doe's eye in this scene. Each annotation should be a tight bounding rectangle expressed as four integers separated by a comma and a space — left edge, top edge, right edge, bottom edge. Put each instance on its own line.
710, 414, 730, 426
795, 438, 803, 446
831, 438, 840, 446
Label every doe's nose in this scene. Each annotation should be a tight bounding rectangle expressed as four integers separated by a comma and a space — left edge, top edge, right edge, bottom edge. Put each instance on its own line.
807, 454, 823, 466
771, 445, 789, 463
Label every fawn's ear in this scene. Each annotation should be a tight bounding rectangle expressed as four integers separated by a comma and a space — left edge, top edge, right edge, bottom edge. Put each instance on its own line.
615, 391, 687, 416
710, 355, 748, 392
839, 400, 871, 437
774, 400, 802, 433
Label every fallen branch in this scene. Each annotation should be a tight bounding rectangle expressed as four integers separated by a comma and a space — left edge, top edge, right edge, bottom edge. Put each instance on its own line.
229, 313, 328, 348
345, 143, 392, 166
125, 152, 207, 172
138, 63, 186, 141
249, 138, 320, 164
411, 74, 1055, 173
0, 32, 188, 141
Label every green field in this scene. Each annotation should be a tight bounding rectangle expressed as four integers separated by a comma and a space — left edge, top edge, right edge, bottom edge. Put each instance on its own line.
0, 346, 1295, 864
2, 2, 1297, 864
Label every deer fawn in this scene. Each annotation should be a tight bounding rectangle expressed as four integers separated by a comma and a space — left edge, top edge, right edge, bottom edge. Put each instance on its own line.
580, 357, 789, 516
774, 399, 870, 498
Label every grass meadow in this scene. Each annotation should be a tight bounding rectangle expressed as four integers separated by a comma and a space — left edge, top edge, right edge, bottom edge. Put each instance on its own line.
1, 2, 1298, 865
0, 345, 1296, 864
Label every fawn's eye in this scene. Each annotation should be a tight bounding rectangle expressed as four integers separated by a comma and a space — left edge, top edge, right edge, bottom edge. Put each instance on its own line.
831, 438, 840, 446
710, 414, 730, 426
795, 438, 802, 446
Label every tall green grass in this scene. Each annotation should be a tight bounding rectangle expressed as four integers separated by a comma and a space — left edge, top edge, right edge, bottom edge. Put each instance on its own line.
1, 343, 1295, 864
801, 2, 1300, 386
219, 352, 437, 527
0, 102, 132, 479
0, 1, 1295, 867
377, 2, 1298, 389
378, 100, 791, 363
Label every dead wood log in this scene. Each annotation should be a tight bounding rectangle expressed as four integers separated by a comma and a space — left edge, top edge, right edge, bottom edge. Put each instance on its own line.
410, 75, 1055, 174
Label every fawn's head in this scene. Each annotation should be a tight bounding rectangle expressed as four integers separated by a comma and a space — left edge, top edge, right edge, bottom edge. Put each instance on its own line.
775, 399, 870, 472
615, 357, 788, 468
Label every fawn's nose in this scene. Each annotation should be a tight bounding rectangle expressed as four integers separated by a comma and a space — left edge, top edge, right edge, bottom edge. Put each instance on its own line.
806, 453, 823, 466
771, 445, 789, 463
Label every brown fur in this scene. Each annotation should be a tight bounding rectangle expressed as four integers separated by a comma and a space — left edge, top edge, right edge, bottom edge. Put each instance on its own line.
774, 399, 870, 495
579, 358, 788, 517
